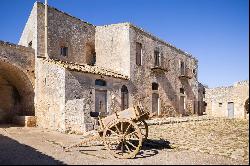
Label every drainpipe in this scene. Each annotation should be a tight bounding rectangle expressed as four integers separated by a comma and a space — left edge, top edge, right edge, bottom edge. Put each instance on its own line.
45, 0, 48, 59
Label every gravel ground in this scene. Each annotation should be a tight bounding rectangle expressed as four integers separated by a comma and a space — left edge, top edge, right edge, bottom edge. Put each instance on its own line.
148, 117, 249, 163
0, 117, 248, 165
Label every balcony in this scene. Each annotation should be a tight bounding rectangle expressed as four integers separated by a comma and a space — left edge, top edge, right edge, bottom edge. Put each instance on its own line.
179, 68, 193, 79
151, 57, 170, 73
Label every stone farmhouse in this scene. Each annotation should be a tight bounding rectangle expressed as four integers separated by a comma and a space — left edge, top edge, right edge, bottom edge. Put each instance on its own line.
0, 2, 204, 133
204, 80, 249, 119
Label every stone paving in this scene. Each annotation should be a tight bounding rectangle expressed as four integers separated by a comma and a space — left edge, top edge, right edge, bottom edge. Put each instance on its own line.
148, 117, 249, 163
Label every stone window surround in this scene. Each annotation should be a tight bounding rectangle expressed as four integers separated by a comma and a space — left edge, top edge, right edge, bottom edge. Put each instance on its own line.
59, 39, 71, 57
136, 42, 143, 66
154, 49, 161, 67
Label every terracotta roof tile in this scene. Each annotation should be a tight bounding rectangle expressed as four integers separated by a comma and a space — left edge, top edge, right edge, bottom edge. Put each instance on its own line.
47, 59, 129, 80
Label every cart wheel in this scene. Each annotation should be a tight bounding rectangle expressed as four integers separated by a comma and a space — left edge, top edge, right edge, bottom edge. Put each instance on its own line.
103, 119, 143, 159
137, 120, 148, 141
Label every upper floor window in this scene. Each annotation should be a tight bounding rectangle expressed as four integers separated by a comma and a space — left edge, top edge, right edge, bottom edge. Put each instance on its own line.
154, 50, 160, 66
28, 41, 32, 47
180, 88, 185, 94
193, 69, 196, 74
86, 43, 96, 66
152, 82, 159, 90
61, 46, 68, 57
180, 61, 185, 75
136, 42, 142, 65
95, 79, 106, 86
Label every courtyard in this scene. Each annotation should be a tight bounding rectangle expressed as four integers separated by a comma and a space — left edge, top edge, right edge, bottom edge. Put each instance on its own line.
0, 116, 248, 165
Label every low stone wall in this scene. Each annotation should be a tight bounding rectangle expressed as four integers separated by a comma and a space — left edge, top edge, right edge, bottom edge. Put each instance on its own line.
204, 80, 249, 118
146, 115, 214, 126
12, 116, 36, 127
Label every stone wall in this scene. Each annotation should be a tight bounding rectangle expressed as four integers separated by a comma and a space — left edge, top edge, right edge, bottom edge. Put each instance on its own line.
12, 1, 203, 132
129, 24, 199, 117
95, 23, 131, 77
35, 59, 66, 132
64, 71, 127, 133
0, 41, 35, 122
36, 2, 95, 64
95, 23, 199, 116
204, 80, 249, 118
35, 59, 128, 133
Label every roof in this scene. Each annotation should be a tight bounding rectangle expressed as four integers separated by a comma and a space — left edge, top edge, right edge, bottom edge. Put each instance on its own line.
46, 59, 129, 80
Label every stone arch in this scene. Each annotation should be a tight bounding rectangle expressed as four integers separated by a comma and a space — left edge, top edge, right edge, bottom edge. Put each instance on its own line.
0, 60, 34, 123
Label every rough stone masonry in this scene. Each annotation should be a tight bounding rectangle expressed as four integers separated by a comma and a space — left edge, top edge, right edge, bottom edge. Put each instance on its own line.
1, 2, 245, 134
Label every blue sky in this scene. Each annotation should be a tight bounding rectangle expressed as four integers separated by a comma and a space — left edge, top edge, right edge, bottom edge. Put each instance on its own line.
0, 0, 249, 88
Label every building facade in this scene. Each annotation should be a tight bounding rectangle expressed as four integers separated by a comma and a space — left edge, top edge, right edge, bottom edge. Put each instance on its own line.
0, 2, 202, 133
204, 80, 249, 119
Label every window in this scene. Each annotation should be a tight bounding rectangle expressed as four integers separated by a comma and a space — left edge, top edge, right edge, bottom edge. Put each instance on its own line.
154, 50, 160, 66
95, 79, 106, 86
88, 52, 96, 66
28, 41, 32, 47
180, 61, 185, 75
60, 46, 68, 57
219, 103, 222, 107
86, 43, 96, 66
136, 42, 142, 65
193, 69, 196, 74
152, 82, 159, 90
121, 85, 129, 110
180, 88, 185, 94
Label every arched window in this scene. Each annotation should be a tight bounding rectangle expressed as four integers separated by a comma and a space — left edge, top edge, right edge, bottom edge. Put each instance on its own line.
152, 82, 159, 90
95, 79, 106, 86
121, 85, 129, 110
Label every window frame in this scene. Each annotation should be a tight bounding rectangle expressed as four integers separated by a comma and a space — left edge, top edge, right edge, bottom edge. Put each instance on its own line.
136, 42, 142, 66
60, 46, 68, 57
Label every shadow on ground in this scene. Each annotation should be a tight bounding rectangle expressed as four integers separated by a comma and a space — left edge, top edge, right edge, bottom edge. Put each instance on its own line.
0, 134, 65, 165
135, 139, 173, 159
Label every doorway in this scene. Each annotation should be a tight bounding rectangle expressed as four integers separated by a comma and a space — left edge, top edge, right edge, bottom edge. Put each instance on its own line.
180, 96, 185, 115
95, 90, 107, 113
152, 93, 159, 115
227, 102, 234, 118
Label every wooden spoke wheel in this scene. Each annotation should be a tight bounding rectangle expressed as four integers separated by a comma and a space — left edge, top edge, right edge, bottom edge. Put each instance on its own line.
103, 119, 143, 159
137, 120, 148, 141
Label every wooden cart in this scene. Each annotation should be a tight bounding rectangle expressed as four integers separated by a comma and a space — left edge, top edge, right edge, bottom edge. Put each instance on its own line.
64, 103, 150, 159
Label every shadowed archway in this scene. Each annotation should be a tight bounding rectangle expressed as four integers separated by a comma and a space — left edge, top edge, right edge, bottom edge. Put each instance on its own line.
0, 60, 34, 123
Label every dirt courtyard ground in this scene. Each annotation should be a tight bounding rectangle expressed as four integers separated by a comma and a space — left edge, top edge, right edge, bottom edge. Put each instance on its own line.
0, 117, 248, 165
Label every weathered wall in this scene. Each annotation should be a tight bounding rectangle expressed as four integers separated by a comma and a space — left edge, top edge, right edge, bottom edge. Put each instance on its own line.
95, 23, 131, 76
35, 60, 66, 131
95, 23, 199, 117
204, 80, 249, 118
36, 2, 95, 63
0, 41, 35, 122
64, 71, 127, 133
19, 2, 37, 52
129, 24, 199, 117
197, 82, 206, 115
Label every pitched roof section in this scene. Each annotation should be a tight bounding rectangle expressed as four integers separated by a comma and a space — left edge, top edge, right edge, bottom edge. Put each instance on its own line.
46, 59, 129, 80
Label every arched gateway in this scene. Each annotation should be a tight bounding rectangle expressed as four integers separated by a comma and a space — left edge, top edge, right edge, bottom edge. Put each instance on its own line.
0, 41, 35, 125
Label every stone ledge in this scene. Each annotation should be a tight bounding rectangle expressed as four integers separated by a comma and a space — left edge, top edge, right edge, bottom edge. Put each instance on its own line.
12, 116, 36, 127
